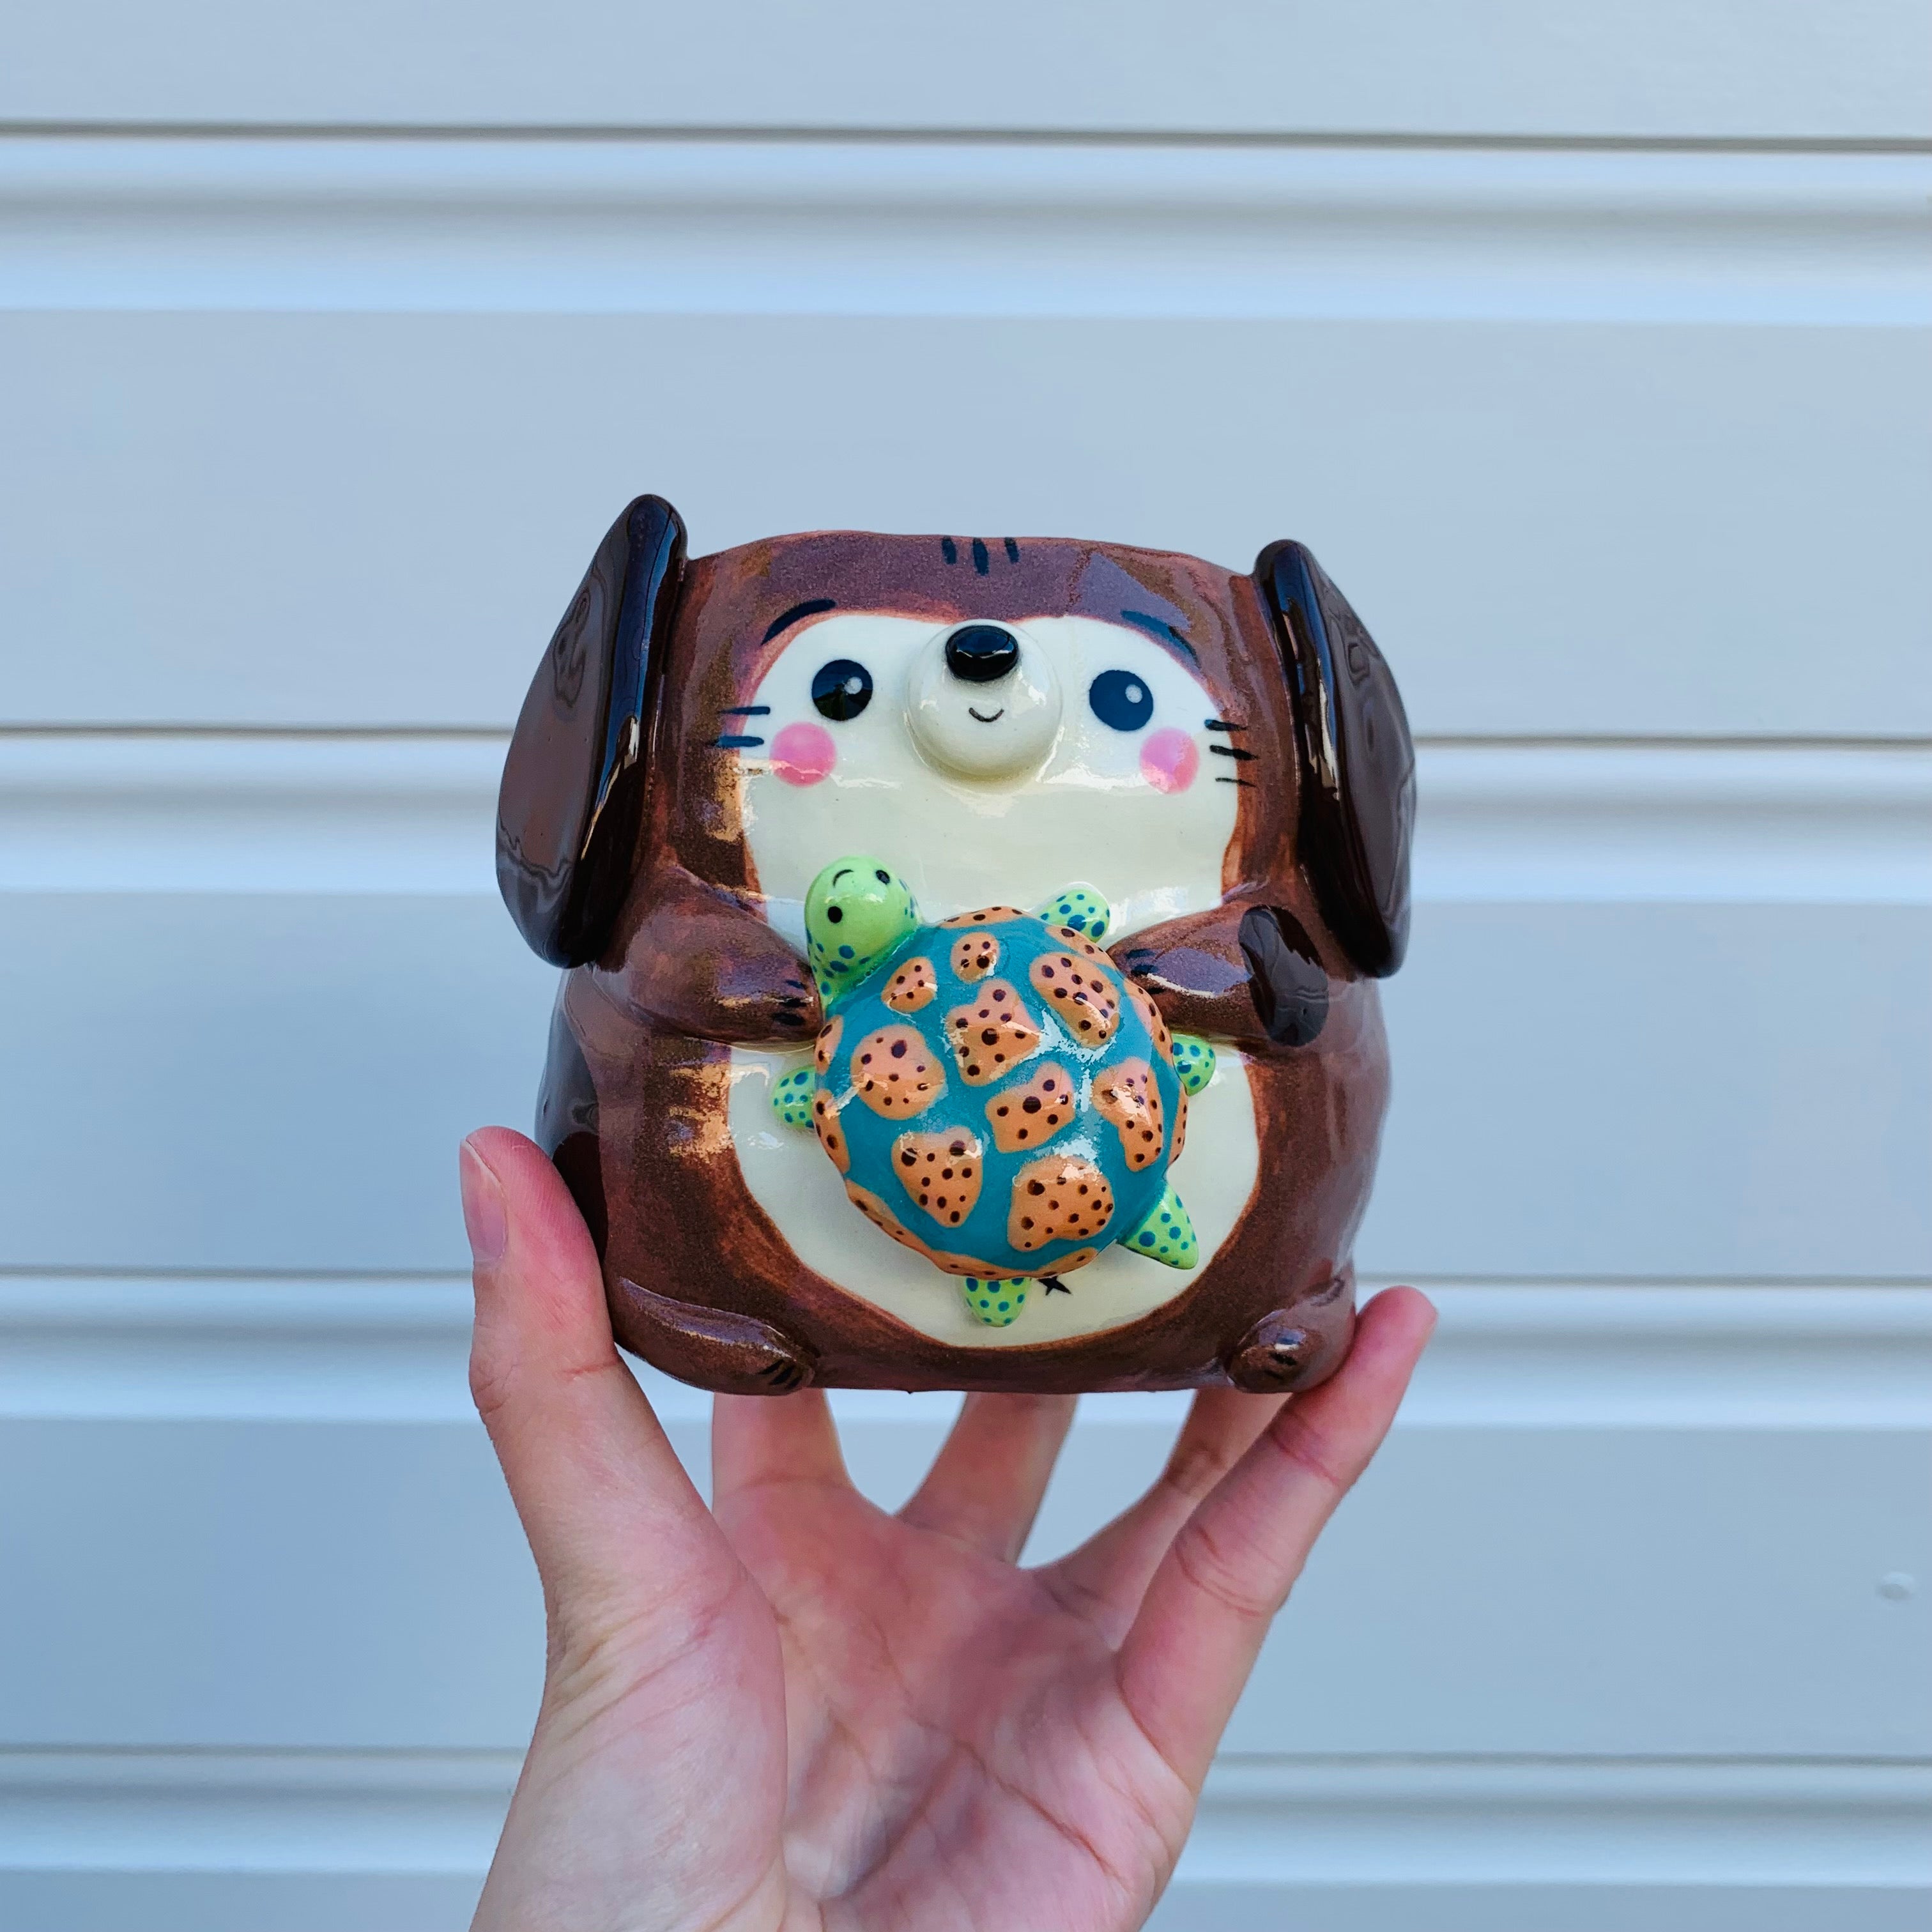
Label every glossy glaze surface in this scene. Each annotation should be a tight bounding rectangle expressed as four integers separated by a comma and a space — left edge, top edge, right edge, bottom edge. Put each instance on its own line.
497, 508, 1413, 1394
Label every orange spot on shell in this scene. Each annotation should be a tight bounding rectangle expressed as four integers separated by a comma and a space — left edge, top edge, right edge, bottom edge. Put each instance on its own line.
984, 1060, 1076, 1153
849, 1023, 947, 1119
882, 956, 937, 1013
811, 1090, 850, 1174
1123, 977, 1173, 1061
939, 905, 1026, 928
814, 1013, 844, 1075
891, 1128, 985, 1227
1006, 1153, 1115, 1252
1050, 926, 1111, 962
943, 980, 1042, 1085
1029, 951, 1121, 1046
1092, 1056, 1165, 1171
949, 931, 1000, 983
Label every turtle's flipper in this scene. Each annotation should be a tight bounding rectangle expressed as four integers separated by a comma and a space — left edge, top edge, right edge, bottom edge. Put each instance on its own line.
770, 1065, 816, 1129
963, 1276, 1031, 1326
1034, 884, 1110, 944
1121, 1181, 1199, 1269
1171, 1033, 1216, 1094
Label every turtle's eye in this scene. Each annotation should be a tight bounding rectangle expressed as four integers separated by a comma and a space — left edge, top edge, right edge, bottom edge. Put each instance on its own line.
812, 659, 873, 722
875, 868, 891, 884
1088, 669, 1153, 732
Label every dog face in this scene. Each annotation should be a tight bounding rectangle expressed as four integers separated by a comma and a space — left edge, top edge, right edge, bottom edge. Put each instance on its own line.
638, 529, 1322, 949
500, 509, 1412, 984
723, 607, 1241, 946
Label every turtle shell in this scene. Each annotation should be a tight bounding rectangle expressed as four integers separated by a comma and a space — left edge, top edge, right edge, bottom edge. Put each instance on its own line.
811, 908, 1184, 1280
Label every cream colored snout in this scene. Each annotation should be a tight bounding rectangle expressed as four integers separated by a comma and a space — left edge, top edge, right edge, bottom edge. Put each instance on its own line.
905, 623, 1063, 780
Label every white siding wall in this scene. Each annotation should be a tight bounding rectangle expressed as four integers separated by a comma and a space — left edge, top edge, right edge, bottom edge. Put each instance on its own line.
2, 6, 1928, 1924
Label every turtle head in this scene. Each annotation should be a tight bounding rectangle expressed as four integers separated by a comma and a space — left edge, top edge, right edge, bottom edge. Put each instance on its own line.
804, 856, 920, 1000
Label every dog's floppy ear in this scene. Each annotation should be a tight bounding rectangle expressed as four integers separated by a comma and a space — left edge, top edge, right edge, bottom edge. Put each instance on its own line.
496, 495, 687, 967
1254, 541, 1415, 977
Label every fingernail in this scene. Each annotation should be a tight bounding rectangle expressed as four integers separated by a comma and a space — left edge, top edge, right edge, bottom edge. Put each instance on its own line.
459, 1137, 507, 1267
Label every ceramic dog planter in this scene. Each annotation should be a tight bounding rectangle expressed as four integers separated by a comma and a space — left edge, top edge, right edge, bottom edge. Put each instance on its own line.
496, 499, 1414, 1395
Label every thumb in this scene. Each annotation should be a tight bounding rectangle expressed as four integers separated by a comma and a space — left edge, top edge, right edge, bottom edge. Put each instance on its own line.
460, 1126, 733, 1641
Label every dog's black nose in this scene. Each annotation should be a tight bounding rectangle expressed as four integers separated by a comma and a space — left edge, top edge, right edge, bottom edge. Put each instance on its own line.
944, 624, 1020, 684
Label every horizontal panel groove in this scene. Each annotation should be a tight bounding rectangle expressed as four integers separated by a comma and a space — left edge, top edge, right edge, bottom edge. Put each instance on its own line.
0, 1749, 1922, 1884
0, 1748, 514, 1877
1180, 1758, 1932, 1892
6, 123, 1932, 155
4, 0, 1929, 144
3, 139, 1924, 324
4, 1280, 1926, 1426
1412, 744, 1932, 904
0, 735, 503, 896
4, 736, 1922, 902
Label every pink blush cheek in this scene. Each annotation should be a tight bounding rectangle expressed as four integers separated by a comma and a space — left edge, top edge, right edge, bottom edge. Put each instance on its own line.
770, 722, 837, 786
1139, 727, 1199, 795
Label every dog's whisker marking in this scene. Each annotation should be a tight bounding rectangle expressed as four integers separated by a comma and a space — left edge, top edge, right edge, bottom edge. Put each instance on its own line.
1204, 718, 1248, 732
721, 704, 772, 717
713, 734, 766, 749
1210, 744, 1259, 762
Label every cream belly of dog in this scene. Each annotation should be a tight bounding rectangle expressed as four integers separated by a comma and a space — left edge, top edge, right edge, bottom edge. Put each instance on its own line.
724, 608, 1255, 1346
726, 1045, 1257, 1348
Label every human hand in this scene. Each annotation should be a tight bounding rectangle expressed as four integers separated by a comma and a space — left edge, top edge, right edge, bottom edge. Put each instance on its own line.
459, 1125, 1434, 1932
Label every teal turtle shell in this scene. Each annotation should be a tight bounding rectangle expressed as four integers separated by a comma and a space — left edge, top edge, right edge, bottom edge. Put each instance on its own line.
815, 910, 1184, 1281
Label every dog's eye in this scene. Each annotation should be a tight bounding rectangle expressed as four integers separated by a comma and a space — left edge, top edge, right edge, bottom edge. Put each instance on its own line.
1088, 669, 1153, 733
811, 659, 873, 722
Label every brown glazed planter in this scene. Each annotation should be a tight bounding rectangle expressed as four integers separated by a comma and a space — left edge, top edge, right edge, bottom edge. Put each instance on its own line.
496, 500, 1414, 1395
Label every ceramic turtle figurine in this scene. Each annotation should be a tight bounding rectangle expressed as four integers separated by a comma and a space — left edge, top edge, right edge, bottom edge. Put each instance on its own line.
772, 855, 1217, 1327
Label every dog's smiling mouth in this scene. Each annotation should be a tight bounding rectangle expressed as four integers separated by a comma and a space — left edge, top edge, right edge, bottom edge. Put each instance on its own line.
967, 707, 1005, 724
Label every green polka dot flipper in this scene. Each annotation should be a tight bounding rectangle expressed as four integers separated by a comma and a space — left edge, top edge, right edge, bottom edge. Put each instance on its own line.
1124, 1181, 1199, 1267
1032, 885, 1109, 943
1171, 1033, 1216, 1096
771, 1066, 816, 1128
963, 1277, 1031, 1327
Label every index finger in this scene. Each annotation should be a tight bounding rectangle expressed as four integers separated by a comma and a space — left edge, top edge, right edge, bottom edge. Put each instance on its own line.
463, 1128, 736, 1625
